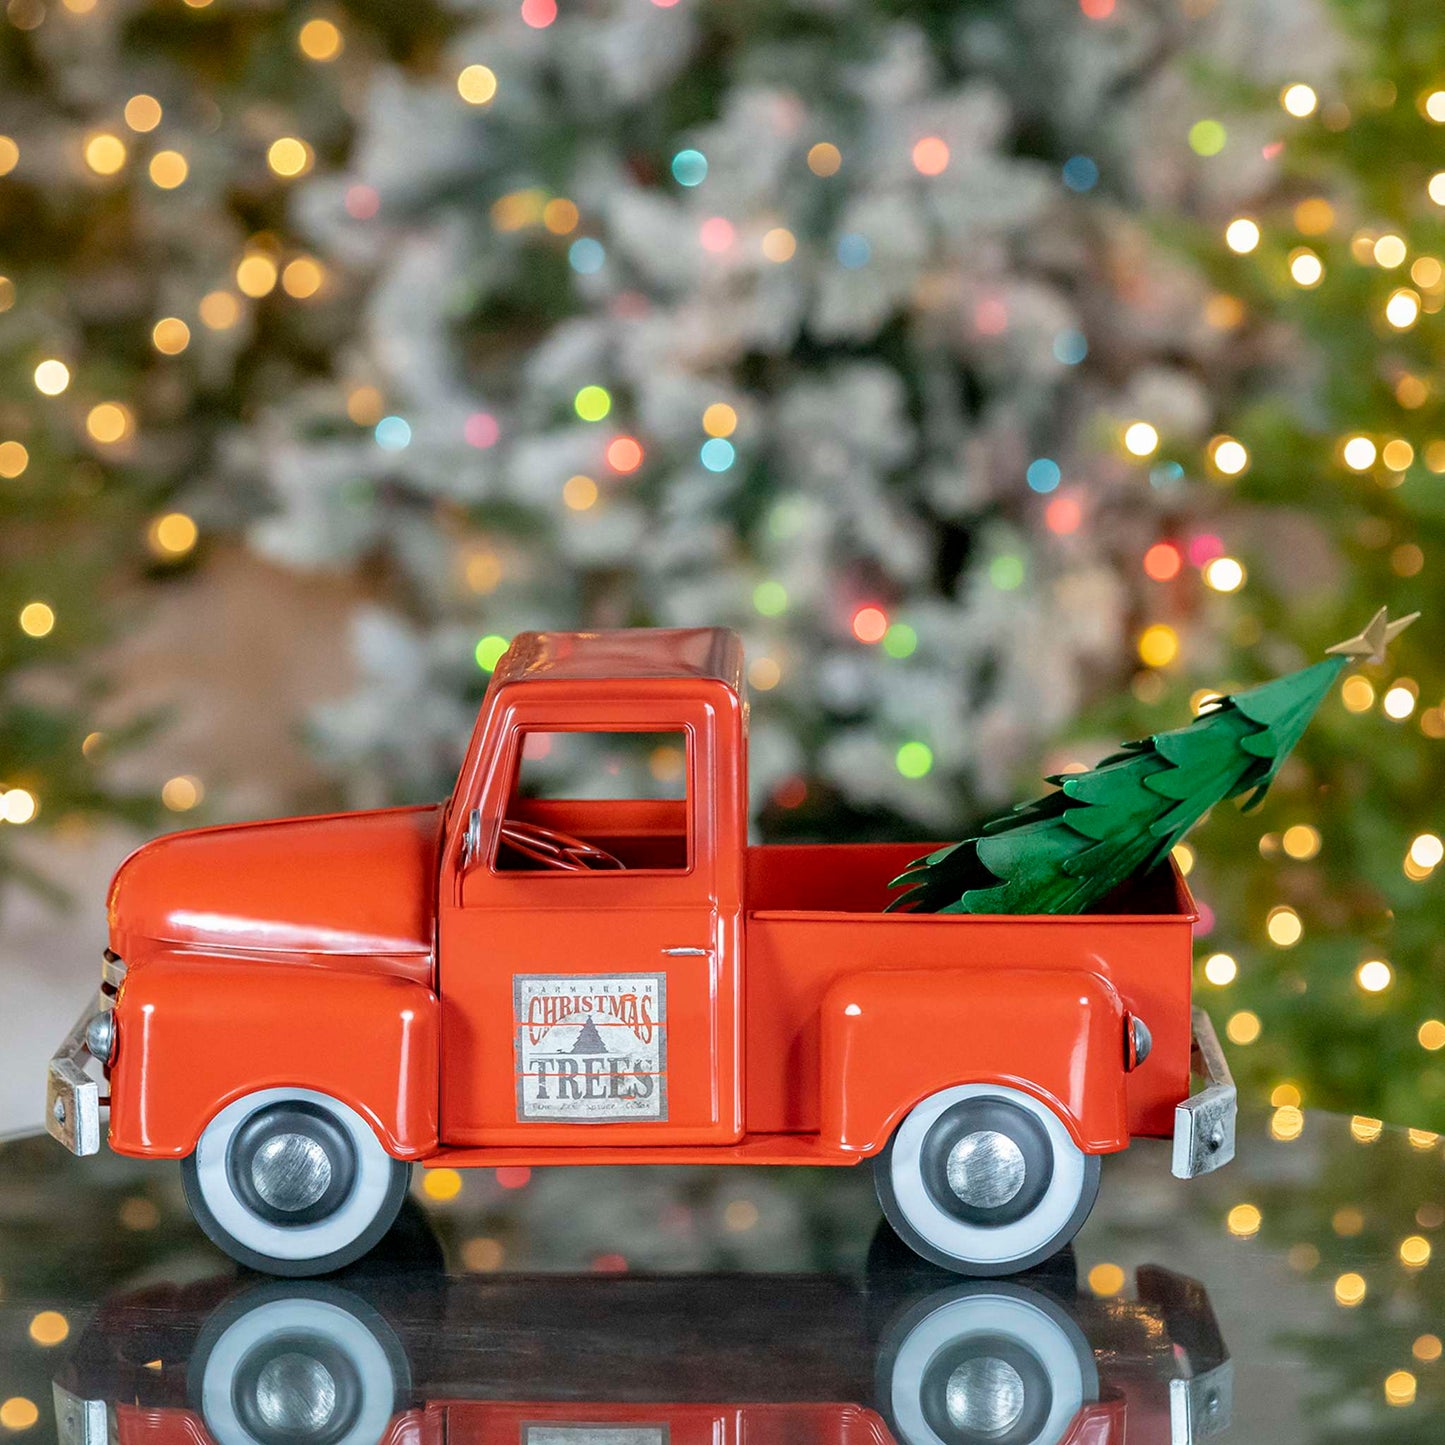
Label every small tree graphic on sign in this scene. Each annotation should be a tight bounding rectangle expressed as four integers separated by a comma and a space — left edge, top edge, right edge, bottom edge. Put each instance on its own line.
570, 1016, 608, 1055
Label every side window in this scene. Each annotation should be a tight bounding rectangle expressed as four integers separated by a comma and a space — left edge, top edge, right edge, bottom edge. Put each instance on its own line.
494, 730, 690, 873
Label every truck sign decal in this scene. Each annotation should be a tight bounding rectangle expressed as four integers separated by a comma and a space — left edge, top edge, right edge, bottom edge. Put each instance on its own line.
514, 973, 668, 1123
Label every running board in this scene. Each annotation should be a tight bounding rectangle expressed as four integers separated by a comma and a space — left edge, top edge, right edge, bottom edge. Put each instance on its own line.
423, 1134, 867, 1169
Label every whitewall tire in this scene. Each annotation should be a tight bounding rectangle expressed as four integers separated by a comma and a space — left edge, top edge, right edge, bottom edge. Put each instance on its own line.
190, 1284, 410, 1445
877, 1282, 1098, 1445
874, 1085, 1101, 1277
182, 1089, 411, 1276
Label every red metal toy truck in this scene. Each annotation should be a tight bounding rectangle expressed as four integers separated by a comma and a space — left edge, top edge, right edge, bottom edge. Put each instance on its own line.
47, 627, 1235, 1276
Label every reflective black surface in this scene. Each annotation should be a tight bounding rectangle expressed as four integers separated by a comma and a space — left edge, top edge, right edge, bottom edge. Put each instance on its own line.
1, 1107, 1442, 1442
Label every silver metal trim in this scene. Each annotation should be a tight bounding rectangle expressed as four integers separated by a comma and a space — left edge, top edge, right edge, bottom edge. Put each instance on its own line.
52, 1385, 110, 1445
46, 992, 106, 1156
1170, 1360, 1234, 1444
661, 946, 710, 957
1172, 1008, 1237, 1179
102, 953, 127, 993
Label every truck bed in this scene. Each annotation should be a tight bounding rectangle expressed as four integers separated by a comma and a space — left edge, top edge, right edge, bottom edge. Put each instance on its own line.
743, 842, 1197, 1143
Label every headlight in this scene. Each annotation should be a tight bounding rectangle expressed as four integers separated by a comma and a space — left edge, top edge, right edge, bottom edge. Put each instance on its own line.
84, 1010, 116, 1065
1126, 1013, 1153, 1070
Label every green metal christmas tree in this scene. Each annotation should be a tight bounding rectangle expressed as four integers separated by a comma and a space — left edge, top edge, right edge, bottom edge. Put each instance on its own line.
889, 612, 1418, 915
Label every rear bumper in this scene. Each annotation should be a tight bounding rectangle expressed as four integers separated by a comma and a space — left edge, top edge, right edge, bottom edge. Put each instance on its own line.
1171, 1008, 1237, 1179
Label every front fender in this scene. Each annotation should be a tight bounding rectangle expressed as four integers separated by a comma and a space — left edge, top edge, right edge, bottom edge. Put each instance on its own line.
818, 967, 1129, 1156
107, 954, 438, 1160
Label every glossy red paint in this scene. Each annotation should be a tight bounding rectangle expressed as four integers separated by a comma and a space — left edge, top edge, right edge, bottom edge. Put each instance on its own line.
107, 805, 442, 981
107, 955, 439, 1159
99, 626, 1199, 1177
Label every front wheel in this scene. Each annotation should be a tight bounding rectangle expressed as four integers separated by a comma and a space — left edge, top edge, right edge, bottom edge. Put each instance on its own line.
874, 1085, 1101, 1277
182, 1089, 412, 1277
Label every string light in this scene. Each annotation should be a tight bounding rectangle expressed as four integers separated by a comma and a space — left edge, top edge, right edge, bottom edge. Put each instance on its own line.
807, 143, 841, 176
562, 474, 598, 510
1209, 436, 1249, 476
1271, 1106, 1304, 1141
84, 133, 127, 176
161, 775, 203, 811
912, 137, 949, 175
1203, 556, 1246, 592
1143, 542, 1182, 581
1350, 1115, 1383, 1143
19, 602, 54, 638
699, 217, 734, 253
149, 151, 188, 189
298, 18, 343, 61
475, 635, 508, 671
152, 317, 190, 354
34, 360, 70, 395
851, 606, 888, 644
1356, 959, 1392, 993
1266, 905, 1302, 946
606, 436, 643, 473
281, 257, 324, 298
762, 227, 796, 262
1294, 198, 1334, 234
199, 291, 241, 329
148, 512, 199, 558
1381, 438, 1414, 471
1430, 173, 1445, 207
520, 0, 557, 28
458, 65, 498, 104
1122, 421, 1159, 456
1137, 623, 1178, 667
124, 95, 163, 132
1281, 824, 1321, 860
543, 199, 578, 234
753, 580, 787, 616
895, 741, 933, 778
28, 1312, 69, 1347
1189, 119, 1226, 156
1280, 83, 1318, 117
699, 438, 734, 471
703, 403, 737, 437
1385, 1372, 1417, 1408
1226, 1203, 1262, 1237
267, 137, 313, 178
1373, 234, 1407, 268
1087, 1263, 1125, 1296
236, 254, 279, 298
1383, 682, 1417, 720
1341, 435, 1377, 470
1419, 1020, 1445, 1051
0, 787, 37, 824
0, 441, 29, 478
1203, 952, 1237, 985
1226, 1010, 1261, 1045
86, 403, 133, 444
1224, 217, 1260, 254
1288, 247, 1324, 287
671, 149, 708, 187
1333, 1272, 1367, 1307
1385, 288, 1421, 329
574, 385, 611, 421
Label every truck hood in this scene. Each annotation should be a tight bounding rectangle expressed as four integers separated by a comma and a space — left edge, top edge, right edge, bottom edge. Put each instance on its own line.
107, 805, 444, 978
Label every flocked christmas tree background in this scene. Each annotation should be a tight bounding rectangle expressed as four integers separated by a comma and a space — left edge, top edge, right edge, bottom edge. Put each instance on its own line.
2, 2, 1444, 1131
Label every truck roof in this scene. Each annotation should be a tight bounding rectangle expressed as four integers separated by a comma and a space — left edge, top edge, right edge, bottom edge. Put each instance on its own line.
492, 627, 745, 693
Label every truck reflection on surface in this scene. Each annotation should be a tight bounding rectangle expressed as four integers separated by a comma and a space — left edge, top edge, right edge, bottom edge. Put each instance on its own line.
56, 1244, 1230, 1445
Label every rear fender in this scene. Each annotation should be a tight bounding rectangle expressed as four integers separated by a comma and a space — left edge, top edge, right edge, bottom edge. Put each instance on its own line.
818, 967, 1129, 1156
107, 953, 438, 1160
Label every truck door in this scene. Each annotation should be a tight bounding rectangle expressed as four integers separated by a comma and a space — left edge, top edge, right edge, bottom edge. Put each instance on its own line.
439, 694, 743, 1146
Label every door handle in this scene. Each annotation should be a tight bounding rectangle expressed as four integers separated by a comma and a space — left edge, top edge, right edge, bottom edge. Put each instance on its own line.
661, 946, 711, 957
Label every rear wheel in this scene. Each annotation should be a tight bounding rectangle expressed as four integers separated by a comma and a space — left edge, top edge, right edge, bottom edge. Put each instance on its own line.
182, 1088, 411, 1277
874, 1085, 1100, 1277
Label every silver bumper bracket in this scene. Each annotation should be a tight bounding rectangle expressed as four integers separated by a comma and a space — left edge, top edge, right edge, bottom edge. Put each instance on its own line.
1171, 1007, 1237, 1179
45, 995, 106, 1157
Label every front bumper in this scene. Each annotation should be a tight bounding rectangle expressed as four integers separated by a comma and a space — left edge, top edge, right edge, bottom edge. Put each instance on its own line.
45, 955, 124, 1158
1171, 1007, 1237, 1180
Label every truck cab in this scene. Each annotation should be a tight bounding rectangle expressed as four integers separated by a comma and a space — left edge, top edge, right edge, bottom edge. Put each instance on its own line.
47, 627, 1236, 1278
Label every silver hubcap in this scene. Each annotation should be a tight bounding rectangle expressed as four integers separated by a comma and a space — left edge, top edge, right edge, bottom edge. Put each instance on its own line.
254, 1353, 339, 1432
945, 1356, 1027, 1436
251, 1133, 333, 1213
946, 1130, 1026, 1209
